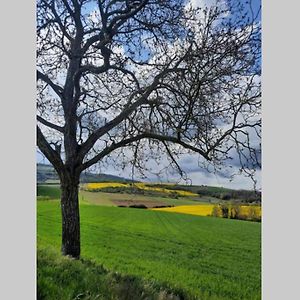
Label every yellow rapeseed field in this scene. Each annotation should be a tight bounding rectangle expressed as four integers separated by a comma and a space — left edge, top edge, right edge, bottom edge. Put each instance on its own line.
152, 204, 262, 218
85, 182, 127, 189
84, 182, 198, 197
134, 183, 197, 196
152, 205, 214, 216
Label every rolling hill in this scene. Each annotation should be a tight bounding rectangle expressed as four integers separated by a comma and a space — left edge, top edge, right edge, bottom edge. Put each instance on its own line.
37, 163, 134, 184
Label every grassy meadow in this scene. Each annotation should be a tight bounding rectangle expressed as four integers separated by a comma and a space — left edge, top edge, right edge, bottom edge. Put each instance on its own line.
37, 184, 261, 300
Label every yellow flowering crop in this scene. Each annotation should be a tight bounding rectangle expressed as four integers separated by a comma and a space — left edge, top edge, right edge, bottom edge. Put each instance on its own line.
85, 182, 127, 189
152, 204, 262, 218
152, 205, 214, 216
83, 182, 198, 197
134, 183, 198, 196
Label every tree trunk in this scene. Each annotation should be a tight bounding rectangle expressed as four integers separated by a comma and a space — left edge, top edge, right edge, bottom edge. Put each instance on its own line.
60, 176, 80, 259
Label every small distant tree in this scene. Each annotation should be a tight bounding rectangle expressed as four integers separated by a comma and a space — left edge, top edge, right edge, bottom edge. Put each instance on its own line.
211, 205, 221, 218
37, 0, 261, 258
229, 204, 241, 219
221, 193, 231, 201
248, 206, 260, 221
220, 203, 230, 218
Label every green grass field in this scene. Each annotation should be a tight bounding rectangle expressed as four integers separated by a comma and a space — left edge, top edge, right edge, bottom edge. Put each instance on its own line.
37, 196, 261, 299
38, 246, 168, 300
37, 185, 61, 199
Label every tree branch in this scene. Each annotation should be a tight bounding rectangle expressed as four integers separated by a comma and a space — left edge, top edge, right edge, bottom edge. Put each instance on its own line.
37, 115, 65, 133
37, 70, 64, 98
37, 125, 64, 172
78, 60, 188, 159
79, 131, 210, 172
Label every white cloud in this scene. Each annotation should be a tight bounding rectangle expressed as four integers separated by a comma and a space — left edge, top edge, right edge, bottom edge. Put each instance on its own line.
185, 0, 229, 21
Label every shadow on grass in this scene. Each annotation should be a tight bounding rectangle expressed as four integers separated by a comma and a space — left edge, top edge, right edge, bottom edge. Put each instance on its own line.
37, 246, 186, 300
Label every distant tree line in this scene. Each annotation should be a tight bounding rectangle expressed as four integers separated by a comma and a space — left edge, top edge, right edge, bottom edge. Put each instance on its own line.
145, 184, 261, 203
84, 186, 180, 198
212, 203, 261, 222
209, 190, 261, 203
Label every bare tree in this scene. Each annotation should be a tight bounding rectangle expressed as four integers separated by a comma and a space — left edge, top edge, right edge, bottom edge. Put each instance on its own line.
37, 0, 261, 258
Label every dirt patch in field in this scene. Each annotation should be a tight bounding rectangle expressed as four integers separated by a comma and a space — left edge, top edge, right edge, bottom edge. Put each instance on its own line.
112, 200, 174, 209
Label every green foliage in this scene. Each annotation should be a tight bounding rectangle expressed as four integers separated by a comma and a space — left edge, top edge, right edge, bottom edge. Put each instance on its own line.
215, 203, 261, 222
247, 206, 261, 222
88, 186, 145, 194
211, 205, 221, 217
219, 203, 230, 218
229, 204, 242, 220
195, 186, 261, 203
220, 194, 231, 201
38, 201, 261, 300
86, 186, 180, 199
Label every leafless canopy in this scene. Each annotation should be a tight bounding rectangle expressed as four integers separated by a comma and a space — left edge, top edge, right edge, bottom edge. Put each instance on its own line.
37, 0, 261, 184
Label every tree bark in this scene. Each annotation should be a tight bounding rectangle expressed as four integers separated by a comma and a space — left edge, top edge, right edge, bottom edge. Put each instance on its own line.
60, 175, 80, 259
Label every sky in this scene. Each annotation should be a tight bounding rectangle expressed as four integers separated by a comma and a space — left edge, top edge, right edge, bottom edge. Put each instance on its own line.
37, 0, 261, 191
37, 148, 261, 190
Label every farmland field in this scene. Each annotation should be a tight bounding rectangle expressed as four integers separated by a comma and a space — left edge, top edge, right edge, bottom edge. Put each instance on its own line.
37, 189, 261, 300
152, 204, 262, 219
84, 182, 198, 197
37, 184, 211, 207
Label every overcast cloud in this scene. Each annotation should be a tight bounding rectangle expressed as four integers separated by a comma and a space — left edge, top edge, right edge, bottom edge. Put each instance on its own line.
37, 148, 261, 190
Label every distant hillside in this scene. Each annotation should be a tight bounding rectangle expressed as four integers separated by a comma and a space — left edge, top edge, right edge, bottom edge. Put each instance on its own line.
148, 183, 261, 203
37, 164, 260, 203
37, 163, 135, 184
